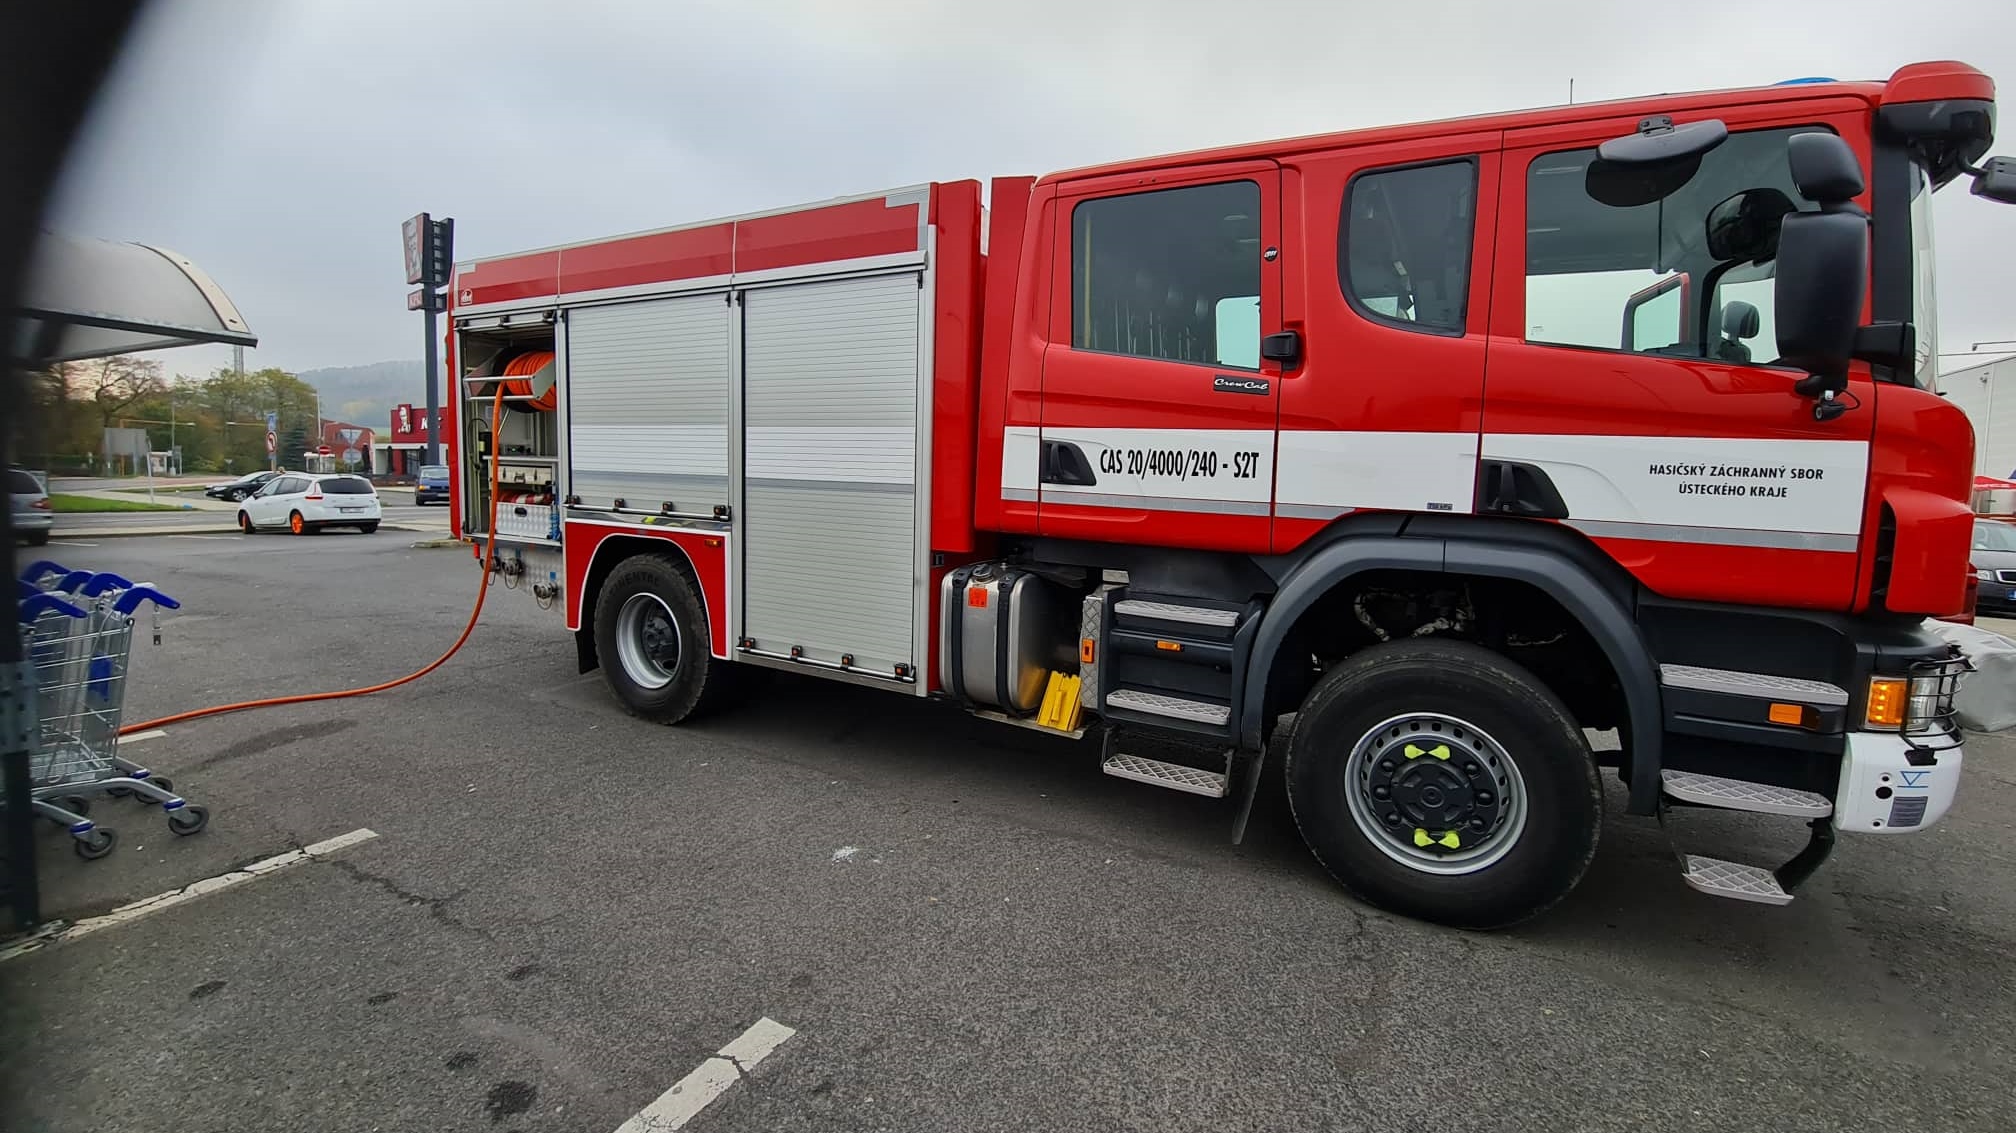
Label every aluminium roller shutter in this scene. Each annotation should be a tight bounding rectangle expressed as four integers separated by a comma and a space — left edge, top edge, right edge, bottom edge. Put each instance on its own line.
566, 294, 730, 513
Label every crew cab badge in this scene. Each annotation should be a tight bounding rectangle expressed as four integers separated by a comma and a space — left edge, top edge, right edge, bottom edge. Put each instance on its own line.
1213, 375, 1270, 395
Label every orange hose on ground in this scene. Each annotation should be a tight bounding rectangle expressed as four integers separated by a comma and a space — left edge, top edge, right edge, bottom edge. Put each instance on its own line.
119, 394, 509, 735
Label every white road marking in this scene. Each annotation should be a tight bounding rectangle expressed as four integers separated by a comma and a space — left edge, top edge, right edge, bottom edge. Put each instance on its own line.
167, 534, 235, 540
119, 729, 168, 745
0, 828, 380, 963
613, 1017, 797, 1132
48, 540, 99, 547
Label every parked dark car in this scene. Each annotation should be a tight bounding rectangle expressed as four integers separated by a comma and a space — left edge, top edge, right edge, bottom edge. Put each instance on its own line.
9, 467, 52, 546
205, 469, 282, 502
1969, 520, 2016, 617
415, 464, 451, 505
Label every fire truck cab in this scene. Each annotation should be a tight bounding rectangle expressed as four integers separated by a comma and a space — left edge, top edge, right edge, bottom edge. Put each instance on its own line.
448, 62, 2015, 927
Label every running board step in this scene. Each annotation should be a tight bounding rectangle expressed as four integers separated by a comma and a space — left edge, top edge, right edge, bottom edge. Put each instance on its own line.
1661, 770, 1832, 817
1105, 688, 1231, 726
1658, 664, 1848, 706
1112, 599, 1238, 628
1679, 855, 1793, 905
1102, 752, 1229, 798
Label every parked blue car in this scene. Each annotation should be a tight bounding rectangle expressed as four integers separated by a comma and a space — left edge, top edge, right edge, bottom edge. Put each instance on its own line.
415, 464, 451, 505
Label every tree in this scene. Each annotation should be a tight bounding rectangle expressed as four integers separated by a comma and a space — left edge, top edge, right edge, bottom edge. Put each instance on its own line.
73, 355, 167, 429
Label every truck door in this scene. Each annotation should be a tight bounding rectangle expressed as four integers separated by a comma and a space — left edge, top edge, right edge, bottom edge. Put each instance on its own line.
1036, 162, 1282, 553
1484, 105, 1879, 610
1272, 132, 1499, 552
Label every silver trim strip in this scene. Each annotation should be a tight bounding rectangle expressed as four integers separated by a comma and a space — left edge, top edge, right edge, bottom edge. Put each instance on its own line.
1000, 486, 1039, 503
1042, 490, 1271, 517
1568, 519, 1857, 553
1275, 503, 1354, 521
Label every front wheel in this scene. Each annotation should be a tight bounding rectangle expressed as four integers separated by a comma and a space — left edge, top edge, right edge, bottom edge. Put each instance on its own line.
238, 511, 256, 534
593, 555, 731, 724
1285, 638, 1600, 930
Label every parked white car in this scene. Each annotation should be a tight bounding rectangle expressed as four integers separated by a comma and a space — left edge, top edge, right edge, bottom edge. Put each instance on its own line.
236, 472, 381, 535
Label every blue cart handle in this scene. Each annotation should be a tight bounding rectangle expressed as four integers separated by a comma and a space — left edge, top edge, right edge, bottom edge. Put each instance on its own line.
74, 572, 136, 597
112, 586, 180, 614
52, 570, 95, 593
18, 593, 88, 623
20, 560, 69, 584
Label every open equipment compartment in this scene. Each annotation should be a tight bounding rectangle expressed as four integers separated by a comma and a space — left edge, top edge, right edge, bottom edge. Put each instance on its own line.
456, 313, 561, 544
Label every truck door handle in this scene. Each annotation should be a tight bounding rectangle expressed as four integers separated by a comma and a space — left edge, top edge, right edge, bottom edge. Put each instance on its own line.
1041, 440, 1097, 486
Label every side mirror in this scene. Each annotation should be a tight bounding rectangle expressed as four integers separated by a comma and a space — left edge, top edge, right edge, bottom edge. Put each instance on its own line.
1775, 133, 1868, 416
1705, 188, 1796, 262
1970, 156, 2016, 204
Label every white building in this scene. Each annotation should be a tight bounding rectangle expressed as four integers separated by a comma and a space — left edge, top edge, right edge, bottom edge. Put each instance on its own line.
1940, 354, 2016, 480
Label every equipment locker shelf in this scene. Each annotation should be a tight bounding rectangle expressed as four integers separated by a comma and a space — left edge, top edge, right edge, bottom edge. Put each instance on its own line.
457, 320, 561, 544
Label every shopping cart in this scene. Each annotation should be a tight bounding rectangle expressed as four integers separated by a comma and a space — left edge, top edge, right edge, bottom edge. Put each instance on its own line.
17, 565, 208, 860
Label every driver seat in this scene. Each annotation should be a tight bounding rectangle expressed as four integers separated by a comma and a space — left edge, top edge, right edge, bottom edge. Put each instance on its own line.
1714, 300, 1761, 364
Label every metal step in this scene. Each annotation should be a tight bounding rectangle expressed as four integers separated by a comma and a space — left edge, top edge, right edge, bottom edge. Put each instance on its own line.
1658, 664, 1848, 706
1102, 752, 1229, 798
1661, 770, 1833, 817
1105, 688, 1231, 726
1680, 854, 1793, 905
1112, 599, 1238, 628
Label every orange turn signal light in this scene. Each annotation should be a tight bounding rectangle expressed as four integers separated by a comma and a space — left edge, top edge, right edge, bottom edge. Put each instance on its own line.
1767, 702, 1813, 728
1080, 638, 1096, 663
1865, 677, 1907, 728
1155, 640, 1183, 652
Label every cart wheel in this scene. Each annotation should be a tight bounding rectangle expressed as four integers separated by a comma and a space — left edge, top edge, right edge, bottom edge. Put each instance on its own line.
168, 806, 209, 836
147, 776, 174, 794
74, 828, 117, 860
58, 795, 90, 817
105, 785, 131, 798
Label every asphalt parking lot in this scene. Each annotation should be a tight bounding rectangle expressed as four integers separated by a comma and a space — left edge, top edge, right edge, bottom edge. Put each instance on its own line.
3, 533, 2015, 1132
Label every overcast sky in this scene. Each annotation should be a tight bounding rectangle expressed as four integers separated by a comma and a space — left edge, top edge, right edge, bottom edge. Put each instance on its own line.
48, 0, 2016, 380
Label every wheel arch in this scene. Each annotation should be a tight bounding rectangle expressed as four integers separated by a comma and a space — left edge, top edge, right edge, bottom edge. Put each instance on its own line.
573, 531, 719, 674
1242, 517, 1664, 815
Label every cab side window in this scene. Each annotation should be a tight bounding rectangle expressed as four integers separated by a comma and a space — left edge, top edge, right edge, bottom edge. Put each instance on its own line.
1524, 125, 1822, 363
1071, 181, 1262, 369
1338, 160, 1477, 334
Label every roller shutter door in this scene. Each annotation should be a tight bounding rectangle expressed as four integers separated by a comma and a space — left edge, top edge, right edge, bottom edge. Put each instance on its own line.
567, 294, 730, 513
741, 273, 921, 675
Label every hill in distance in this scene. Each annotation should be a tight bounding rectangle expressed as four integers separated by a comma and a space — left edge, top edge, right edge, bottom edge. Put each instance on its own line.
298, 359, 433, 429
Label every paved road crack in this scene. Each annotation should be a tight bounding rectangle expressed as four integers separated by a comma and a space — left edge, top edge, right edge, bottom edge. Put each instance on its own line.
320, 856, 485, 939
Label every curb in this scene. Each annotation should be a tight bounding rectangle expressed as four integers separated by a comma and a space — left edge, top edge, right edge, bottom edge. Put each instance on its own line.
56, 523, 445, 539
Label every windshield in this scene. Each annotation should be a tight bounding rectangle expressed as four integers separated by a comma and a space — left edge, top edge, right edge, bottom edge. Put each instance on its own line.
1910, 163, 1940, 389
1973, 522, 2016, 552
420, 465, 450, 479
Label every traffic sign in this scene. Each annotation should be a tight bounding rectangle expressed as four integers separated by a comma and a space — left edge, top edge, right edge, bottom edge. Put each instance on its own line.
318, 444, 333, 456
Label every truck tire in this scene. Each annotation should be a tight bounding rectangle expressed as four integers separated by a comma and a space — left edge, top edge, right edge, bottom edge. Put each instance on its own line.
593, 554, 730, 724
1284, 638, 1600, 929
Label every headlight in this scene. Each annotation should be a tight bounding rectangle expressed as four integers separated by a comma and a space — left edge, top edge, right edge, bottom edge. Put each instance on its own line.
1865, 669, 1964, 734
1978, 568, 1994, 581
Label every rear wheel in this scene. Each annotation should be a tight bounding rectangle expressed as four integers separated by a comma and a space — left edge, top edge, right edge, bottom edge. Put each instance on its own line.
25, 530, 48, 547
1285, 638, 1601, 930
289, 511, 313, 535
357, 522, 379, 534
593, 554, 731, 724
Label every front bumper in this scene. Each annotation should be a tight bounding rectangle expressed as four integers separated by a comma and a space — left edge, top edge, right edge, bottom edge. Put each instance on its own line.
1836, 730, 1962, 833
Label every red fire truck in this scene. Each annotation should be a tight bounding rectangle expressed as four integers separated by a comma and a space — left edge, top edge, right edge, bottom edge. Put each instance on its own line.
446, 62, 2015, 927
